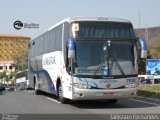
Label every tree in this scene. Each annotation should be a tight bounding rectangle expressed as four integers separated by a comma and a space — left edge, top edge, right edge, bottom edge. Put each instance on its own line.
0, 71, 17, 84
10, 72, 16, 84
0, 72, 4, 83
12, 47, 28, 71
0, 71, 7, 84
4, 75, 10, 84
147, 39, 160, 58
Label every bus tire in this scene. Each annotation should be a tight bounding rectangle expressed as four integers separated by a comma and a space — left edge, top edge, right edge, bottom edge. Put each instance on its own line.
34, 78, 40, 95
107, 99, 118, 104
35, 89, 41, 95
57, 82, 68, 104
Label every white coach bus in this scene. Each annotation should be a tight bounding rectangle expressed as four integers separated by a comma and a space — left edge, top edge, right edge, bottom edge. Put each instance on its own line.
28, 17, 147, 103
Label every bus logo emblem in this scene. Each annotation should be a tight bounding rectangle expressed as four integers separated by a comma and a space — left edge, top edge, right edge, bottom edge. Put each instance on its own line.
106, 84, 111, 88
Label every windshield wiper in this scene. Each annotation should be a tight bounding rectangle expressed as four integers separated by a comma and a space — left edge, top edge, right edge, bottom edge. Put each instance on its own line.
92, 41, 110, 78
92, 56, 125, 77
92, 54, 109, 78
92, 63, 104, 78
110, 55, 125, 75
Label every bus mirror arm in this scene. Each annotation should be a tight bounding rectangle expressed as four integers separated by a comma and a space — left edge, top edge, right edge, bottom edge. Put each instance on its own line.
67, 66, 71, 74
67, 59, 75, 75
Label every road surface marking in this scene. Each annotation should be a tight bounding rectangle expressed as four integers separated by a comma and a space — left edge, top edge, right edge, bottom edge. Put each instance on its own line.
129, 99, 160, 106
46, 97, 60, 104
26, 90, 35, 93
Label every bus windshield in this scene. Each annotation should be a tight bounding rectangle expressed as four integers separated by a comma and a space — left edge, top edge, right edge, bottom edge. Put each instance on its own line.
71, 21, 136, 77
74, 40, 136, 76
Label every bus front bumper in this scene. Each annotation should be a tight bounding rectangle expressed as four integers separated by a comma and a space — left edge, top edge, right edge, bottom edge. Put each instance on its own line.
72, 88, 137, 100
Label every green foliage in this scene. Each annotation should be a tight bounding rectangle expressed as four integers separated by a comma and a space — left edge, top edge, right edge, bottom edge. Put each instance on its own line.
138, 60, 146, 74
137, 84, 160, 93
147, 39, 160, 58
137, 84, 160, 99
0, 71, 7, 79
0, 71, 8, 83
12, 48, 28, 71
9, 72, 17, 84
0, 71, 16, 84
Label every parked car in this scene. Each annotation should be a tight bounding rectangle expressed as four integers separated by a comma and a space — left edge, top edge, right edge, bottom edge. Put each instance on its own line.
5, 85, 11, 91
0, 84, 5, 92
5, 85, 15, 91
139, 78, 152, 85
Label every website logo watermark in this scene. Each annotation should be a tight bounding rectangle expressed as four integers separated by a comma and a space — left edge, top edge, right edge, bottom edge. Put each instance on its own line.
13, 20, 39, 30
2, 114, 19, 120
110, 114, 160, 120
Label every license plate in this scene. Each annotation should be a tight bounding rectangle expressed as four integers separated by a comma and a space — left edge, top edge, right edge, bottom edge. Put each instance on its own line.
103, 92, 114, 96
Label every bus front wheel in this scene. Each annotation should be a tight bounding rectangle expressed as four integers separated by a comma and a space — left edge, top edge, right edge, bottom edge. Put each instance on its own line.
58, 83, 68, 104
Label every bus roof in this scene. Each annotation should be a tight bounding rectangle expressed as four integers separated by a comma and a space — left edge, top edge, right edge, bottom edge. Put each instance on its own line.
48, 17, 131, 31
31, 17, 132, 41
71, 17, 131, 23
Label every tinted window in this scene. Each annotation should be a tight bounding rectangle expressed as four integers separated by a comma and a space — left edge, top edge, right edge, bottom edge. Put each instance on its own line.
73, 22, 133, 39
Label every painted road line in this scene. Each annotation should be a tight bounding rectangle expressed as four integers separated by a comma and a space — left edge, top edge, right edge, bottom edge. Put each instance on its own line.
46, 97, 60, 104
129, 99, 160, 106
26, 90, 35, 93
137, 96, 160, 103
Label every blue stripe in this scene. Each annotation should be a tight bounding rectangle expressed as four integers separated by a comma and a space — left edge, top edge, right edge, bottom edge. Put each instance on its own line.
77, 77, 98, 88
29, 61, 56, 95
138, 37, 147, 50
38, 70, 56, 94
68, 37, 75, 50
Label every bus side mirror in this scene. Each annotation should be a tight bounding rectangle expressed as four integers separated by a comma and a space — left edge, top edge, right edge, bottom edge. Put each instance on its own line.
67, 37, 75, 59
138, 37, 147, 59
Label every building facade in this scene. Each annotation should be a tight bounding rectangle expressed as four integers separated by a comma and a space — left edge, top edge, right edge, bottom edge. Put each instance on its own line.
0, 34, 31, 73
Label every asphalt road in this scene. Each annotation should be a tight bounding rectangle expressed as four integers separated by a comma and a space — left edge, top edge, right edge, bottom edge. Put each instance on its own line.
0, 90, 160, 119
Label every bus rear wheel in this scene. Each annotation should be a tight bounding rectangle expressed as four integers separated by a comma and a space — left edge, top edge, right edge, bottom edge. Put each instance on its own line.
35, 89, 40, 95
34, 79, 40, 95
58, 83, 68, 104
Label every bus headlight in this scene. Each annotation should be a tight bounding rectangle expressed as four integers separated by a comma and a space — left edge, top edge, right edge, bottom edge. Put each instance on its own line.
74, 83, 91, 89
